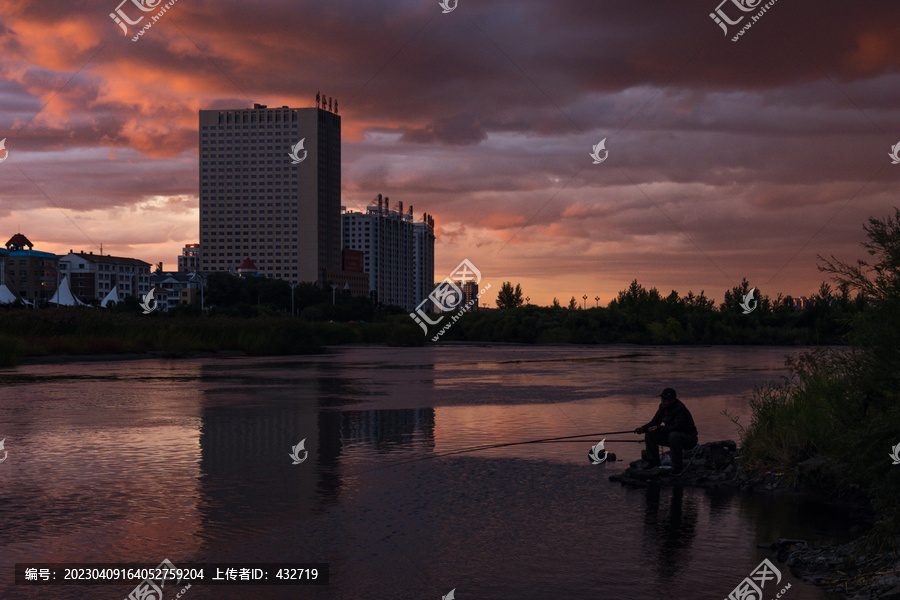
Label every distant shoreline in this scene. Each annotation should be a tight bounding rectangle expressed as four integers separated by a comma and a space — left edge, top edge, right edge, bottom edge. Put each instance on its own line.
5, 341, 844, 368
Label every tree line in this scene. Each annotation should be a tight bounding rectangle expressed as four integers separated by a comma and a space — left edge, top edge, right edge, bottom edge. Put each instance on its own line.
453, 277, 864, 345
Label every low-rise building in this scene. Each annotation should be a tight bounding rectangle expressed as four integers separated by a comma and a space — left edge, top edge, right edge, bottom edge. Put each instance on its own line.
323, 249, 369, 298
178, 244, 201, 273
0, 233, 59, 304
58, 250, 151, 303
149, 271, 204, 312
461, 281, 480, 310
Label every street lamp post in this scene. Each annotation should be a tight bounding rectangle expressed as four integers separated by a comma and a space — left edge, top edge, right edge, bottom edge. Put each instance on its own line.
331, 284, 338, 305
595, 295, 600, 307
289, 283, 298, 316
525, 296, 530, 305
190, 271, 205, 312
582, 294, 587, 310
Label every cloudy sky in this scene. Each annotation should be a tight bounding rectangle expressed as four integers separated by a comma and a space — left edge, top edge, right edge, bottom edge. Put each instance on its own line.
1, 0, 898, 305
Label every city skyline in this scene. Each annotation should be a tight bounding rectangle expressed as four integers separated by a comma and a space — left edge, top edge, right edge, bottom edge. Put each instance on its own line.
0, 0, 897, 305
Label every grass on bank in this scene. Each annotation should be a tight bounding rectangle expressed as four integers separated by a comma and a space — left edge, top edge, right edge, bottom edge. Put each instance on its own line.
0, 309, 424, 366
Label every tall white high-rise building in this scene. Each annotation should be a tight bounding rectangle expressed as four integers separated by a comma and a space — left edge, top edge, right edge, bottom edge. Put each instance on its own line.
413, 216, 436, 312
198, 99, 341, 282
342, 195, 434, 311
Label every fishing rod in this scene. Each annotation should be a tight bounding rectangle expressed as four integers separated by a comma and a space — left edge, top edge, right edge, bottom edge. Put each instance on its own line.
532, 439, 644, 443
371, 430, 638, 471
418, 430, 637, 459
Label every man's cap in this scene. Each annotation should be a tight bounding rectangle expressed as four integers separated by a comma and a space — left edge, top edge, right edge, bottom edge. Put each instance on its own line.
659, 388, 677, 400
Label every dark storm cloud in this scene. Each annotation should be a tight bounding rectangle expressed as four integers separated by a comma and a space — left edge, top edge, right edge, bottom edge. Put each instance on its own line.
0, 0, 897, 300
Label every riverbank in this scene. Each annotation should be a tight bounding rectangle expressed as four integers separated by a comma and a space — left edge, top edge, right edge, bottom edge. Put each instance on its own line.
0, 309, 425, 366
610, 441, 893, 599
14, 349, 250, 365
0, 306, 842, 367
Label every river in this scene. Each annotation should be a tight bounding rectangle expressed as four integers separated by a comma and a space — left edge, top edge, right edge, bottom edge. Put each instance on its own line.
0, 345, 848, 599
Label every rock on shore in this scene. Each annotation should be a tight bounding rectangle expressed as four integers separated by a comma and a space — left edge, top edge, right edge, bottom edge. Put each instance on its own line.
609, 440, 762, 489
783, 538, 900, 600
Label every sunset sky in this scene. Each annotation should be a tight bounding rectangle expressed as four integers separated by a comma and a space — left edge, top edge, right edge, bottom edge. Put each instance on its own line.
1, 0, 898, 306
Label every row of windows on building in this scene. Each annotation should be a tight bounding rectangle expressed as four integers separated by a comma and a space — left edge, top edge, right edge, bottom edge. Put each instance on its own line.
202, 175, 299, 180
203, 217, 298, 221
199, 261, 295, 272
202, 128, 298, 135
204, 207, 298, 212
200, 163, 339, 169
204, 225, 296, 229
203, 222, 298, 227
206, 245, 297, 250
203, 167, 298, 172
207, 111, 300, 124
93, 272, 141, 280
205, 256, 295, 262
204, 239, 300, 243
202, 122, 298, 128
204, 223, 297, 228
201, 163, 337, 170
205, 202, 297, 208
200, 155, 307, 160
202, 191, 300, 195
205, 199, 298, 203
7, 270, 47, 278
97, 281, 132, 290
60, 264, 146, 273
202, 155, 304, 160
205, 252, 297, 257
202, 188, 300, 192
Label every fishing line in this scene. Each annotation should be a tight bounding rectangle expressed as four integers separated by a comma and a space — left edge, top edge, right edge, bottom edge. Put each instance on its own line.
532, 439, 643, 444
368, 430, 639, 471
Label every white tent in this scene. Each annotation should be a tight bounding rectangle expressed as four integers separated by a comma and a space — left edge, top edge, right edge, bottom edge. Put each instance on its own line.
100, 286, 120, 307
0, 284, 19, 305
49, 275, 87, 306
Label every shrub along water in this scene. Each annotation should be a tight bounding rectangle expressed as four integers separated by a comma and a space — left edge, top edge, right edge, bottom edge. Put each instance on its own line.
738, 208, 900, 549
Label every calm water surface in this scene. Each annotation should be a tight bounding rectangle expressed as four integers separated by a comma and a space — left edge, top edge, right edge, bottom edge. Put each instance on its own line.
0, 345, 849, 600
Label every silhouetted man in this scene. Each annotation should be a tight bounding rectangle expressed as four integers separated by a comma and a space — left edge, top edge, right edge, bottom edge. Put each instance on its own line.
634, 388, 698, 476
